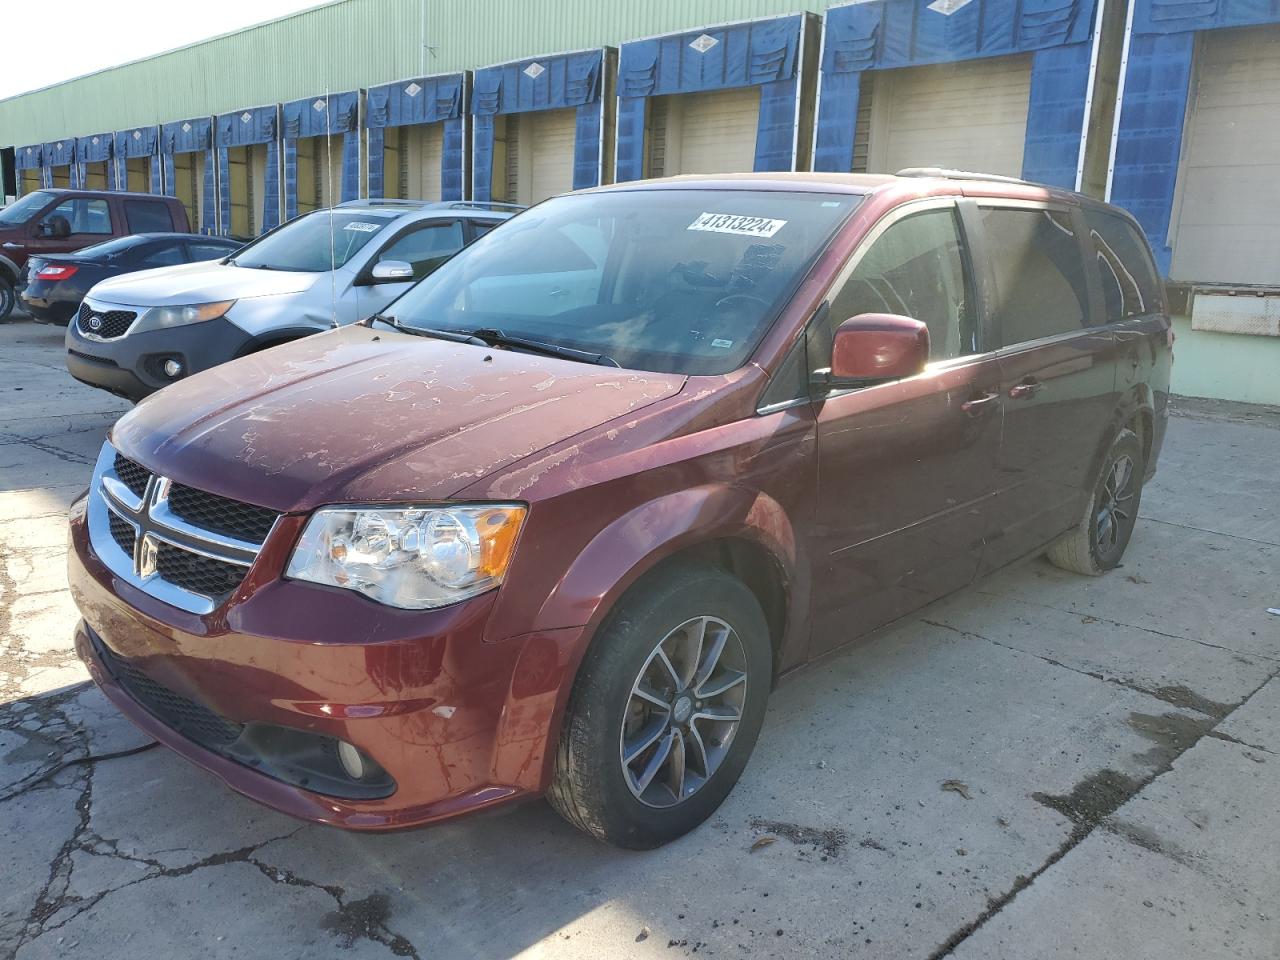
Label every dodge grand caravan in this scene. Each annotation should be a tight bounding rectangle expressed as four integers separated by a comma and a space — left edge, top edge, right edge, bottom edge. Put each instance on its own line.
69, 172, 1171, 848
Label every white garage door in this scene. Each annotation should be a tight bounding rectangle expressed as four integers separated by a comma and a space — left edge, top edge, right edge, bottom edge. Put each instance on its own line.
507, 107, 576, 205
866, 54, 1032, 178
400, 123, 443, 202
656, 86, 761, 177
1169, 26, 1280, 285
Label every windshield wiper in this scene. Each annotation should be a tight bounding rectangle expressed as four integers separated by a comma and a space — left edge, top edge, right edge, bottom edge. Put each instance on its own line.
373, 315, 489, 345
469, 328, 620, 367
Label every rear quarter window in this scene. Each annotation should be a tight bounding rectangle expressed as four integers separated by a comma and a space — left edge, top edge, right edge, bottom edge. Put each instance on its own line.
1082, 209, 1164, 322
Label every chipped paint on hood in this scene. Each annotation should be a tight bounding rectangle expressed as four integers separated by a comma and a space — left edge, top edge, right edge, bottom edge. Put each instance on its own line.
110, 325, 686, 511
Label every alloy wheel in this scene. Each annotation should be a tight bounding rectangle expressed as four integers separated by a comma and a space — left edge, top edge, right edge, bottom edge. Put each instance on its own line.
1095, 454, 1135, 555
619, 615, 748, 808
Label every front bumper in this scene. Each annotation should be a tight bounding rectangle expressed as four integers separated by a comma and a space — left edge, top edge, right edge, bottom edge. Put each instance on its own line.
68, 497, 585, 830
64, 315, 255, 401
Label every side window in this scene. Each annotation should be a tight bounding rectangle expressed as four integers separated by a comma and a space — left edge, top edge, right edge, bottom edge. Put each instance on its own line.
188, 241, 236, 261
43, 198, 112, 235
124, 200, 176, 233
140, 242, 186, 267
1082, 209, 1163, 322
471, 220, 502, 239
980, 207, 1092, 346
821, 207, 977, 365
376, 221, 466, 280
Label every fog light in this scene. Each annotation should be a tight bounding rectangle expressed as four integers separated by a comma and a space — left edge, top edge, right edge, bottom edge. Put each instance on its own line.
336, 741, 367, 780
162, 358, 183, 378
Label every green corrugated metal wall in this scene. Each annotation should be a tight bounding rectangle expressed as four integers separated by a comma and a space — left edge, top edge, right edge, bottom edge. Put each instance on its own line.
0, 0, 829, 148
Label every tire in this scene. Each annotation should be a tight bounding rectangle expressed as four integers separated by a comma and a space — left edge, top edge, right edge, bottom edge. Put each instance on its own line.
1047, 427, 1144, 576
0, 276, 15, 322
548, 562, 773, 849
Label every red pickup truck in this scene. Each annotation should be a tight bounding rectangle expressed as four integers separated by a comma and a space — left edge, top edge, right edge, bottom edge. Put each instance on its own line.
0, 189, 190, 321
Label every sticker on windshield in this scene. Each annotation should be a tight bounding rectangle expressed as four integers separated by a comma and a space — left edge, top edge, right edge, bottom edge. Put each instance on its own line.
688, 212, 787, 238
711, 338, 734, 349
343, 221, 381, 233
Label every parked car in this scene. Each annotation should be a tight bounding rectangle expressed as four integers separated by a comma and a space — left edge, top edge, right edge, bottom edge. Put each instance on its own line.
68, 171, 1171, 848
22, 233, 242, 325
64, 199, 518, 400
0, 189, 190, 321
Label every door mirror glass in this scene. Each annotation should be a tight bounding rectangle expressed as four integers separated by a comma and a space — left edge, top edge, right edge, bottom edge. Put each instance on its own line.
370, 259, 414, 282
829, 313, 930, 383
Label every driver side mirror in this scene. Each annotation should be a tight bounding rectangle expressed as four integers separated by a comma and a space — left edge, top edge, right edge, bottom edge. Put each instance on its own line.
825, 313, 930, 386
369, 259, 414, 283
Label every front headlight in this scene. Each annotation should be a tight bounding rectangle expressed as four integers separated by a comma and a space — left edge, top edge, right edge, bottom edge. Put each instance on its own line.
285, 504, 526, 609
137, 300, 236, 332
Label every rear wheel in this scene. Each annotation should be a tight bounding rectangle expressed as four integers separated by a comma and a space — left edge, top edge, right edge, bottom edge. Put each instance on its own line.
1047, 427, 1144, 576
0, 276, 15, 322
548, 562, 772, 848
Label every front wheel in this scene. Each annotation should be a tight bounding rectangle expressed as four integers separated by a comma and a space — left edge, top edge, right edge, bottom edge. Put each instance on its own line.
1047, 427, 1144, 576
548, 563, 773, 848
0, 277, 15, 322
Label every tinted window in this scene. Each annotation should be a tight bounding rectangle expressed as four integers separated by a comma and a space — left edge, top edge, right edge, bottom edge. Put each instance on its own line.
232, 210, 395, 272
1083, 209, 1163, 322
124, 200, 175, 233
981, 207, 1091, 346
391, 189, 859, 376
75, 235, 150, 258
471, 220, 502, 238
139, 242, 186, 267
823, 208, 977, 364
44, 198, 112, 235
376, 221, 465, 280
188, 241, 237, 261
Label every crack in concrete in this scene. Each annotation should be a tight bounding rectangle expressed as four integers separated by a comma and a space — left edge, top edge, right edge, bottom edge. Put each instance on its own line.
922, 618, 1241, 716
926, 663, 1280, 958
1140, 515, 1280, 549
969, 590, 1280, 663
0, 741, 157, 803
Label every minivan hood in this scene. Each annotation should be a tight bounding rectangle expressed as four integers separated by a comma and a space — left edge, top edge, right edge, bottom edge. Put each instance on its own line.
89, 259, 317, 306
111, 325, 686, 511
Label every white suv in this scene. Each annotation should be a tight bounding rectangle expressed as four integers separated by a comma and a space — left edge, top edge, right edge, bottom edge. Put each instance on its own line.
64, 200, 521, 400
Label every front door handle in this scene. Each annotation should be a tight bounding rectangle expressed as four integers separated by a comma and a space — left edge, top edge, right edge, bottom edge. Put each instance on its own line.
1008, 378, 1043, 400
961, 391, 1000, 416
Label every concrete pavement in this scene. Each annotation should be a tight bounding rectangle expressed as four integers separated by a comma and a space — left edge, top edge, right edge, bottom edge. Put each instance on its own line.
1, 317, 1277, 959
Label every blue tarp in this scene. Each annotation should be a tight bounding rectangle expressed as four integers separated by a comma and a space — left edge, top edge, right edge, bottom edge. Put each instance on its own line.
471, 49, 606, 201
814, 0, 1100, 187
214, 105, 280, 235
161, 117, 217, 233
1110, 0, 1280, 276
616, 15, 804, 182
366, 73, 466, 201
281, 91, 361, 218
112, 127, 162, 193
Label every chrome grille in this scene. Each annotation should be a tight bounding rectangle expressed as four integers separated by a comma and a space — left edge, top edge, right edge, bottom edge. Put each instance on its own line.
87, 443, 281, 614
77, 302, 138, 340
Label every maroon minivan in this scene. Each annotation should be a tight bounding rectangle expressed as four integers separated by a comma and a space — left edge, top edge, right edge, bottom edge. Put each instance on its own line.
68, 172, 1171, 848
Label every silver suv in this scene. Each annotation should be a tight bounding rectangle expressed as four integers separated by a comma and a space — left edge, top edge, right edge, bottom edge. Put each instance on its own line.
64, 200, 521, 400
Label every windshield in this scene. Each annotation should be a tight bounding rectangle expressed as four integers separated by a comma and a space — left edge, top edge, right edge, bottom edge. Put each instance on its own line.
391, 190, 859, 375
0, 191, 54, 226
231, 210, 395, 272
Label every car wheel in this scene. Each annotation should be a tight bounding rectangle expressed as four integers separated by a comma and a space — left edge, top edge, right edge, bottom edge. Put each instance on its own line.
1047, 427, 1144, 576
0, 277, 15, 322
548, 562, 773, 849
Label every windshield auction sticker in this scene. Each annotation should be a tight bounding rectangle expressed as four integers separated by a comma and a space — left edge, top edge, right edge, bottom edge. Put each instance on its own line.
688, 213, 788, 238
343, 221, 382, 233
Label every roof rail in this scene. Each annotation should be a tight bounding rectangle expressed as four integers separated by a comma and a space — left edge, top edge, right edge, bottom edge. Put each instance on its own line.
441, 201, 527, 212
336, 198, 427, 208
895, 167, 1033, 186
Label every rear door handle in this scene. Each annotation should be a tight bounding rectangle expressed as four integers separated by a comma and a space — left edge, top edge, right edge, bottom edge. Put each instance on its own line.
961, 391, 1000, 416
1008, 378, 1043, 400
